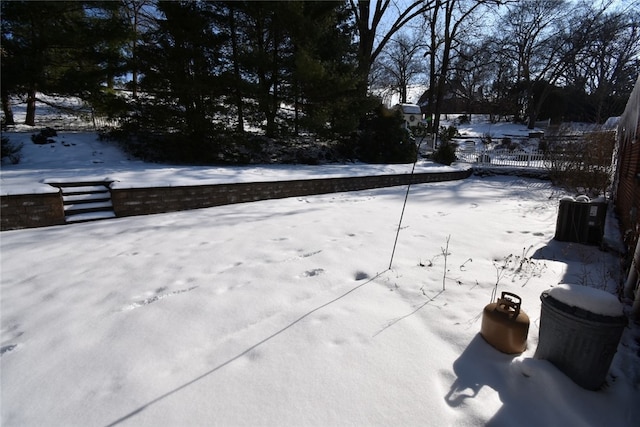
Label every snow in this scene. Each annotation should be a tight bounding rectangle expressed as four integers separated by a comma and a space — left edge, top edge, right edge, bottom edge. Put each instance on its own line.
454, 119, 542, 139
0, 131, 466, 195
547, 284, 624, 317
2, 121, 640, 427
375, 84, 427, 107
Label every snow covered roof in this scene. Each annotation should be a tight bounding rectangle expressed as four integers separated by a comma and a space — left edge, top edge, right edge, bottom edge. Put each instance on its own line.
396, 103, 422, 114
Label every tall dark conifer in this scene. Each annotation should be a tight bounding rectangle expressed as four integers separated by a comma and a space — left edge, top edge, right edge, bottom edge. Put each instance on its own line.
135, 1, 227, 159
1, 1, 130, 125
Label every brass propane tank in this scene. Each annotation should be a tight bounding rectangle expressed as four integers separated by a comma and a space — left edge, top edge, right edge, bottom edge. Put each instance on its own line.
481, 292, 530, 354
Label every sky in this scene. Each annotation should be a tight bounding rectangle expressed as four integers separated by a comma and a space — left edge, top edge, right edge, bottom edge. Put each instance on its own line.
1, 110, 639, 426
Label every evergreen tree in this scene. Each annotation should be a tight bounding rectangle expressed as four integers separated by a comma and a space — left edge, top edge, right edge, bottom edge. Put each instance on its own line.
237, 1, 293, 138
1, 1, 76, 125
216, 1, 362, 138
1, 1, 130, 125
287, 1, 362, 136
134, 1, 227, 161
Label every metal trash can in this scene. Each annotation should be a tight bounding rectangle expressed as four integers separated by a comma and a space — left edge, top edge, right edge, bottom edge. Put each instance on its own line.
534, 284, 627, 390
554, 196, 607, 245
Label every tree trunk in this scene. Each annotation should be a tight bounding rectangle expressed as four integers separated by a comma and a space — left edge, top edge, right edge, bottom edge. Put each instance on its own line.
131, 3, 139, 99
265, 112, 277, 138
426, 0, 440, 140
266, 38, 279, 138
527, 110, 536, 129
25, 88, 37, 126
1, 91, 15, 126
294, 83, 300, 136
432, 0, 452, 140
527, 83, 551, 129
355, 0, 374, 98
229, 7, 244, 133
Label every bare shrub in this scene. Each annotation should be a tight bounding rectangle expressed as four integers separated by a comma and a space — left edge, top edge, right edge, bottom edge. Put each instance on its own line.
543, 128, 615, 197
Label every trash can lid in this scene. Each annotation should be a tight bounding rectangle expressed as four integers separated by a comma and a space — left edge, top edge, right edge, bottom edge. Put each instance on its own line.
542, 284, 625, 322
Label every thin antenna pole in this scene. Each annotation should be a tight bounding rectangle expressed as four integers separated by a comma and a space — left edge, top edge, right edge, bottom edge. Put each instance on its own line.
389, 134, 426, 269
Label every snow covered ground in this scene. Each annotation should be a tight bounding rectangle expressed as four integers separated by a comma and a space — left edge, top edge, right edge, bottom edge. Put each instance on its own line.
0, 130, 466, 195
1, 119, 639, 426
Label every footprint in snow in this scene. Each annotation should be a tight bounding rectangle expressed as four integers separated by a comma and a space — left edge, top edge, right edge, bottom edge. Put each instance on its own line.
1, 344, 17, 357
121, 286, 198, 311
301, 250, 322, 258
303, 269, 324, 277
354, 271, 370, 281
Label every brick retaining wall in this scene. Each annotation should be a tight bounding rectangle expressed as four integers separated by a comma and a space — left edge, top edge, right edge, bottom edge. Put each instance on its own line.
1, 169, 472, 230
1, 192, 65, 230
111, 170, 472, 217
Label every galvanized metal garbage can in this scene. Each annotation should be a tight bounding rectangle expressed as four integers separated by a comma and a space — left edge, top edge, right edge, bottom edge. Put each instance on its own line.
534, 284, 627, 390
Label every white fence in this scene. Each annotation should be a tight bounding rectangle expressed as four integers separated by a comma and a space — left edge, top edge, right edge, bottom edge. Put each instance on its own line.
456, 148, 549, 169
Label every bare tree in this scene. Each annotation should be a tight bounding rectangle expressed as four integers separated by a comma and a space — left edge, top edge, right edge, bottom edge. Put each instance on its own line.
423, 0, 500, 136
577, 6, 640, 122
374, 31, 426, 103
448, 41, 497, 114
349, 0, 436, 92
496, 0, 619, 128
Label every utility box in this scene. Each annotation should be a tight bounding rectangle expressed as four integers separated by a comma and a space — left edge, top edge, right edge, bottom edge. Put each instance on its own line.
534, 285, 627, 390
554, 197, 607, 245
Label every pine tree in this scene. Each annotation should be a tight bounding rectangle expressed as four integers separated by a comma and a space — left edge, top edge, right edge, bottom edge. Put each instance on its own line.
1, 1, 130, 125
134, 1, 227, 160
288, 1, 363, 136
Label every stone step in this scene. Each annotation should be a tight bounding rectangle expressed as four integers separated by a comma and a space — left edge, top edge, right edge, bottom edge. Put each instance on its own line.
65, 200, 114, 214
63, 192, 111, 203
60, 185, 110, 195
48, 180, 117, 224
65, 211, 117, 224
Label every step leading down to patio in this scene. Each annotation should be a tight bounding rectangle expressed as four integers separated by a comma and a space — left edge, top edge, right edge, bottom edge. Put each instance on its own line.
48, 181, 116, 223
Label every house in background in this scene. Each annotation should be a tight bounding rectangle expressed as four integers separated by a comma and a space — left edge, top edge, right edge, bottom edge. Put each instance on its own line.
393, 103, 426, 130
615, 75, 640, 316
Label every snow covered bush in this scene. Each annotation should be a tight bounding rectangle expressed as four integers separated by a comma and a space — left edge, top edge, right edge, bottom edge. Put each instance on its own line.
431, 142, 457, 165
431, 125, 459, 165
